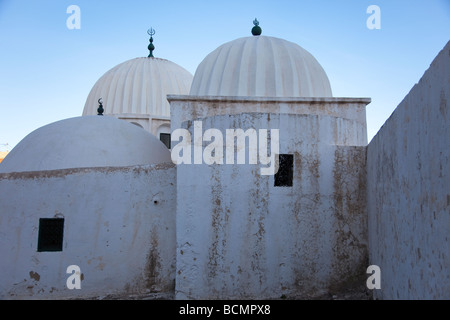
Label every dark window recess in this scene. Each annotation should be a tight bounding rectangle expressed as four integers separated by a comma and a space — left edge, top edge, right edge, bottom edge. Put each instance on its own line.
37, 218, 64, 252
160, 133, 171, 149
274, 154, 294, 187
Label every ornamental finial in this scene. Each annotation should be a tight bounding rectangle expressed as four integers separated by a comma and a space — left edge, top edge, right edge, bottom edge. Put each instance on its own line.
251, 18, 262, 36
97, 98, 104, 115
147, 28, 155, 57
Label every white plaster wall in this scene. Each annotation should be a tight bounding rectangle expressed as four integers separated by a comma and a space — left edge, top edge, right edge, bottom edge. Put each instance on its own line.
114, 114, 171, 137
117, 114, 150, 131
169, 96, 369, 147
0, 164, 176, 299
155, 123, 171, 140
367, 41, 450, 299
170, 97, 370, 299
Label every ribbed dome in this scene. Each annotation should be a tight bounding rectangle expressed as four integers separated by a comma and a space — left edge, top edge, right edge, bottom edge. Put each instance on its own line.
83, 57, 193, 117
0, 116, 171, 173
190, 36, 332, 97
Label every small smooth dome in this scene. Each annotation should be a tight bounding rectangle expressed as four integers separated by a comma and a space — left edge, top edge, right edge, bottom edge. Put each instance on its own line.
190, 36, 332, 97
83, 57, 193, 117
0, 116, 171, 173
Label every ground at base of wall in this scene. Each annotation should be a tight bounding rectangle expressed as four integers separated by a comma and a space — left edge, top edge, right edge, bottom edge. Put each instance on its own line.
75, 285, 372, 300
70, 275, 373, 300
77, 291, 371, 301
300, 286, 373, 300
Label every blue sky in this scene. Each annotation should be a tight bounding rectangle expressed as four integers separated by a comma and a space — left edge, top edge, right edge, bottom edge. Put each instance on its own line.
0, 0, 449, 150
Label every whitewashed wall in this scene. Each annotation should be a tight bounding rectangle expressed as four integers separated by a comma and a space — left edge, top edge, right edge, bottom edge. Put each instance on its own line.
0, 164, 176, 299
169, 96, 370, 299
367, 41, 450, 300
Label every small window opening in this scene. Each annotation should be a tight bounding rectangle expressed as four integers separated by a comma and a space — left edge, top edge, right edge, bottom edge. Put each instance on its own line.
274, 154, 293, 187
160, 133, 171, 149
37, 218, 64, 252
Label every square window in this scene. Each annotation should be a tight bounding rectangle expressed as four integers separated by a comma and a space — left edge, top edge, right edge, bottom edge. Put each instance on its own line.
37, 218, 64, 252
160, 133, 171, 149
274, 154, 293, 187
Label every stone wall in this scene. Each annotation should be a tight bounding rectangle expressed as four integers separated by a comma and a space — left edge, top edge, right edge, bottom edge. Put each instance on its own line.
169, 96, 370, 299
367, 41, 450, 299
0, 163, 176, 299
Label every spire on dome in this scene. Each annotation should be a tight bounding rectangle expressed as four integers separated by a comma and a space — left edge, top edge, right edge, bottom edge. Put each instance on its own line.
97, 98, 104, 115
251, 18, 262, 36
147, 28, 156, 58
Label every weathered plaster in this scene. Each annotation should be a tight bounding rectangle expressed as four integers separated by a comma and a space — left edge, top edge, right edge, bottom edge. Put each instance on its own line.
367, 41, 450, 300
170, 97, 369, 299
0, 164, 176, 299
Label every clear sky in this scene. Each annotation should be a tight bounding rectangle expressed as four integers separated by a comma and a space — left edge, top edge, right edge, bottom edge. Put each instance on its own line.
0, 0, 449, 150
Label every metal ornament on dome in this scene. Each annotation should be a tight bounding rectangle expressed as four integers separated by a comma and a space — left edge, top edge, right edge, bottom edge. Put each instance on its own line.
251, 18, 262, 36
147, 28, 156, 58
97, 98, 104, 116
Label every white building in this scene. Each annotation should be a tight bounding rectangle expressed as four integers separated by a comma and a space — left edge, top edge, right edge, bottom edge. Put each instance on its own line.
170, 33, 370, 299
82, 35, 193, 148
0, 22, 448, 300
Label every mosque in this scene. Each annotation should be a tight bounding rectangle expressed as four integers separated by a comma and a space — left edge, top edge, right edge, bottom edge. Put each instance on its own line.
0, 20, 448, 300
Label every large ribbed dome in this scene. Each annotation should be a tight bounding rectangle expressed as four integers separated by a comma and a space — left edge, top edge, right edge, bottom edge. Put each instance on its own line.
83, 57, 193, 117
0, 116, 171, 173
190, 36, 332, 97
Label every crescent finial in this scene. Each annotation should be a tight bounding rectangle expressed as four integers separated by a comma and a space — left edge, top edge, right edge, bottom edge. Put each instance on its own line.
147, 28, 156, 57
251, 18, 262, 36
